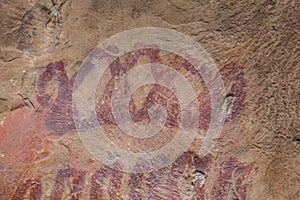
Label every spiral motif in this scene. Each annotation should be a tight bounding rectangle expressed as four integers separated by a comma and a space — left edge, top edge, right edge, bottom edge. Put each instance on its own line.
72, 27, 226, 173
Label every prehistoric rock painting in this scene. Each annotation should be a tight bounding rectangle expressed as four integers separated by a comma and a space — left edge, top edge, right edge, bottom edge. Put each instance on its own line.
11, 179, 42, 200
35, 47, 246, 136
212, 157, 258, 200
1, 0, 299, 199
36, 61, 74, 134
50, 167, 86, 200
0, 45, 257, 199
8, 151, 257, 199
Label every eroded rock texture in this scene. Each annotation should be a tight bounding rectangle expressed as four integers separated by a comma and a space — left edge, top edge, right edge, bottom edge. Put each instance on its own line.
0, 0, 299, 199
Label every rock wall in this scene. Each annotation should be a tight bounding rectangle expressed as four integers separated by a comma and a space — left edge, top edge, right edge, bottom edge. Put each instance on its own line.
0, 0, 299, 199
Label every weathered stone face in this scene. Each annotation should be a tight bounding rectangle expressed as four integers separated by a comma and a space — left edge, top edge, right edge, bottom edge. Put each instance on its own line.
0, 0, 299, 199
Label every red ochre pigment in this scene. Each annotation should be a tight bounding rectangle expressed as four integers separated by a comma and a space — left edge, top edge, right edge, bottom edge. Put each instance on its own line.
10, 152, 257, 199
212, 157, 258, 200
36, 48, 246, 135
3, 46, 254, 199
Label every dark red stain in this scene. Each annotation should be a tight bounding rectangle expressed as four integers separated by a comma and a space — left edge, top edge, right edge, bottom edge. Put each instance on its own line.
36, 47, 246, 135
96, 45, 163, 126
212, 157, 258, 200
128, 172, 144, 199
96, 47, 200, 130
11, 179, 42, 200
90, 164, 123, 200
50, 167, 85, 200
36, 61, 75, 134
116, 84, 181, 130
95, 48, 246, 131
194, 90, 211, 130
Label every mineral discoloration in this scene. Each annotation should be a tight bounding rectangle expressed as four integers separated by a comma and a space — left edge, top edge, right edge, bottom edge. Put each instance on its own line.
0, 107, 43, 199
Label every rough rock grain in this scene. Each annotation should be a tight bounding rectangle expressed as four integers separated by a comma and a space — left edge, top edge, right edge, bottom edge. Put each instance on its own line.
0, 0, 299, 199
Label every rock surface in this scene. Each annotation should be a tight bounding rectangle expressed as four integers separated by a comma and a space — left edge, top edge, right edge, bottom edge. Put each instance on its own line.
0, 0, 299, 199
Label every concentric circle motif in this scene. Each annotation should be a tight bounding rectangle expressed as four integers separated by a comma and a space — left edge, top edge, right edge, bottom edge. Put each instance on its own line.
72, 27, 226, 173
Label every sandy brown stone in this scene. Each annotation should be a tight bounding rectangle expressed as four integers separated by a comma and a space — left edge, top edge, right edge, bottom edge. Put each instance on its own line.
0, 0, 299, 199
